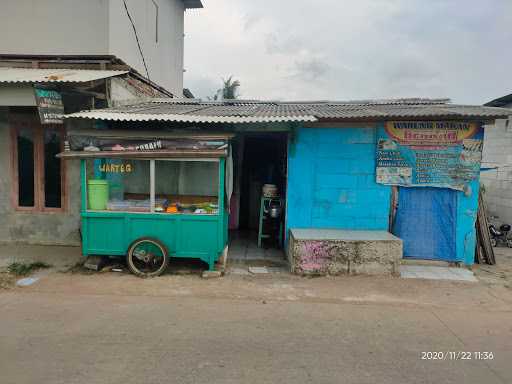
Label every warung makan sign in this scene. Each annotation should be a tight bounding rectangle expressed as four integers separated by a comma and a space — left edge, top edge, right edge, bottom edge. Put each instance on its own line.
376, 121, 483, 191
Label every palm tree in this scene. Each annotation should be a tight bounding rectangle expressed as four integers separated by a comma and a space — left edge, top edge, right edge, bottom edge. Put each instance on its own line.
211, 76, 240, 100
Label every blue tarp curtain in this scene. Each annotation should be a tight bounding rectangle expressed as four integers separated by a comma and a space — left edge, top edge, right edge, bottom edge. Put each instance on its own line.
393, 187, 457, 261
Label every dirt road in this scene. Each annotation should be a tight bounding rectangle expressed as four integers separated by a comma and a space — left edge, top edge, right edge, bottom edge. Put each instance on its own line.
1, 272, 512, 384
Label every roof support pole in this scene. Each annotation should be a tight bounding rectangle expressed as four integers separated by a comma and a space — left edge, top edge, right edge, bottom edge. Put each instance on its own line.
150, 159, 155, 213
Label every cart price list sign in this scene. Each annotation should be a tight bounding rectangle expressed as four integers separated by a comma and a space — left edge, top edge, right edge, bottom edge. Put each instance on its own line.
376, 121, 483, 191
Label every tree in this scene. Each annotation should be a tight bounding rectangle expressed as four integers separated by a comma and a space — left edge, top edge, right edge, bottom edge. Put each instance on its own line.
211, 76, 240, 100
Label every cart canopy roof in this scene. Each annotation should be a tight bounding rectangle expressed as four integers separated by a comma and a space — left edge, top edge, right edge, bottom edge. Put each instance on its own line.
58, 130, 232, 159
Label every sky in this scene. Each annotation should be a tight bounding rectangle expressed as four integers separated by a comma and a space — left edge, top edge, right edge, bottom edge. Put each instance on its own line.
184, 0, 512, 104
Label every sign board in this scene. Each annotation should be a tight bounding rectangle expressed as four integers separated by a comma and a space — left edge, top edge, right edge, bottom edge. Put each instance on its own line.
34, 87, 64, 124
376, 121, 483, 191
98, 162, 133, 173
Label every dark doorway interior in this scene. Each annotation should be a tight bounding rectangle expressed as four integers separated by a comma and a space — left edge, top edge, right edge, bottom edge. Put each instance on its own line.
237, 133, 288, 238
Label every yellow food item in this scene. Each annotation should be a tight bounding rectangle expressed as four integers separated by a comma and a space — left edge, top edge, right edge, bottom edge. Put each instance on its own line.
166, 206, 178, 213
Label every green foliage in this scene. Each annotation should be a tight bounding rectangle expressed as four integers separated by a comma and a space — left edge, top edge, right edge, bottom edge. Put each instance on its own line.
7, 262, 51, 276
210, 76, 241, 100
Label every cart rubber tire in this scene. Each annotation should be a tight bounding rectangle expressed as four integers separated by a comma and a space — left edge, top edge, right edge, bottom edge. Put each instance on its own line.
127, 237, 169, 278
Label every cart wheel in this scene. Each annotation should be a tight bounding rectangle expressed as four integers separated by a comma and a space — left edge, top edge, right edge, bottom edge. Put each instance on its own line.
491, 238, 497, 247
127, 237, 169, 278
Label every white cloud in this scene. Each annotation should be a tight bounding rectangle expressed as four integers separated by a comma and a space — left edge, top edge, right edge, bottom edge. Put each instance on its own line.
184, 0, 512, 103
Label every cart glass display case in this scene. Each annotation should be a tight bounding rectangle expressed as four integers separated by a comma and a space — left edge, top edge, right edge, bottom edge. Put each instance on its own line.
85, 158, 220, 214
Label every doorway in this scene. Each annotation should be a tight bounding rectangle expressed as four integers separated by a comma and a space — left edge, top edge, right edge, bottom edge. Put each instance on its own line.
229, 133, 288, 260
393, 187, 458, 262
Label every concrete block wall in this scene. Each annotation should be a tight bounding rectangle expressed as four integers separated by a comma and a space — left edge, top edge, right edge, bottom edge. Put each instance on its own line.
286, 125, 392, 235
287, 231, 402, 276
481, 116, 512, 224
0, 108, 82, 246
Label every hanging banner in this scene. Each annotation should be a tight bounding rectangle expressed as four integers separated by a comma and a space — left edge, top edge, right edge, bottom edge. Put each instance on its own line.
34, 87, 64, 124
376, 121, 483, 191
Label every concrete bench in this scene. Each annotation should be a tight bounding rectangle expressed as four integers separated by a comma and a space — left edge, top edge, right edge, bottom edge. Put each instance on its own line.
287, 229, 403, 276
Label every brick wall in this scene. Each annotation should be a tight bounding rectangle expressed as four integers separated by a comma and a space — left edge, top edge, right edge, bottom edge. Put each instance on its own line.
286, 125, 391, 234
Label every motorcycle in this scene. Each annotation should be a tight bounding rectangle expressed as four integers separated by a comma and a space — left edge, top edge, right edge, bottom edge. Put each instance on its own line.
489, 223, 512, 248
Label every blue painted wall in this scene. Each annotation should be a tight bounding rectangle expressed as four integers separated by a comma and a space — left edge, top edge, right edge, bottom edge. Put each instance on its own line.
285, 124, 481, 265
286, 125, 392, 234
456, 179, 480, 265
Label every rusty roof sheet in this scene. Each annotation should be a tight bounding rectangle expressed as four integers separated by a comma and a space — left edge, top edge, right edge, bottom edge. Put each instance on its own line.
0, 68, 128, 83
65, 98, 512, 124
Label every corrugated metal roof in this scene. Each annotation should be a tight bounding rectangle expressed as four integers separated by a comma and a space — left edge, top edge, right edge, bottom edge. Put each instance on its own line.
312, 104, 511, 119
485, 93, 512, 108
67, 111, 317, 124
0, 68, 129, 83
65, 98, 512, 124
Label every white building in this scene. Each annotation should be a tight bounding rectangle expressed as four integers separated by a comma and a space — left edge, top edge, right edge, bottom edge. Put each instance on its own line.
0, 0, 203, 96
481, 94, 512, 224
0, 0, 203, 245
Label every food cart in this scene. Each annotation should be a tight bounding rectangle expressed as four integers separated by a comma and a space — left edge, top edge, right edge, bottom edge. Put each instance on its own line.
59, 130, 231, 277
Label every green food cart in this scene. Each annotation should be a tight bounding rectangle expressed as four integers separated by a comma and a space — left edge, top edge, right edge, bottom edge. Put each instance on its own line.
59, 132, 231, 277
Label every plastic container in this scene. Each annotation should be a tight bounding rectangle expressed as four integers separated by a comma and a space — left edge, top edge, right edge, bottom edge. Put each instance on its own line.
107, 200, 131, 211
88, 179, 109, 210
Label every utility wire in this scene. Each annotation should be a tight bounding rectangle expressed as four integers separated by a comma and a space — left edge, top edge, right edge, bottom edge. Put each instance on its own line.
122, 0, 151, 81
